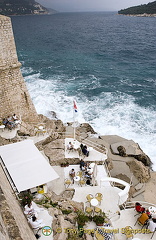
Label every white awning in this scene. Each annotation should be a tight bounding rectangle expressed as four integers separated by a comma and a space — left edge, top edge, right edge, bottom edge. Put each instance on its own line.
0, 140, 59, 192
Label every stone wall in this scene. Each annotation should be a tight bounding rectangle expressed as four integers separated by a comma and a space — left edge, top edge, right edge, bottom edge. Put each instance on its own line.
0, 165, 36, 240
0, 15, 38, 123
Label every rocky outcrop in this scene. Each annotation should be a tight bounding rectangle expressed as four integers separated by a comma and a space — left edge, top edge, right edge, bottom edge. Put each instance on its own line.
38, 114, 65, 133
76, 123, 96, 140
105, 158, 113, 171
127, 159, 151, 183
110, 139, 152, 167
134, 154, 151, 167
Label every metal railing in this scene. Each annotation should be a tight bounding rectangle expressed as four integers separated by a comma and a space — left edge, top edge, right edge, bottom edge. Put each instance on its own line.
121, 200, 156, 210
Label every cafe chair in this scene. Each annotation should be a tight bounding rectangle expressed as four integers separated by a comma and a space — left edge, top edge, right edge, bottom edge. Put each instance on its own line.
64, 178, 72, 188
151, 227, 156, 239
86, 194, 94, 204
85, 206, 93, 216
134, 212, 149, 229
94, 207, 102, 215
95, 193, 103, 205
77, 171, 83, 178
79, 179, 86, 187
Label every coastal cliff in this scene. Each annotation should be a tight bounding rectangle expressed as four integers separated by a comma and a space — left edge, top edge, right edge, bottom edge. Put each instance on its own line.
118, 1, 156, 16
0, 0, 54, 16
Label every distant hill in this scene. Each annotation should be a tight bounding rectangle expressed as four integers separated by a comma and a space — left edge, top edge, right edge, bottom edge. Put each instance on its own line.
118, 1, 156, 15
0, 0, 56, 16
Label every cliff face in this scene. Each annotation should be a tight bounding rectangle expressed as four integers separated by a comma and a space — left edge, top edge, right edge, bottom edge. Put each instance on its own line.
0, 0, 49, 16
118, 1, 156, 15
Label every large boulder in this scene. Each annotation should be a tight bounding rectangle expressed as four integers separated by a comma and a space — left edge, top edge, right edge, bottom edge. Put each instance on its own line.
117, 146, 127, 157
44, 139, 65, 165
111, 140, 152, 167
126, 160, 151, 183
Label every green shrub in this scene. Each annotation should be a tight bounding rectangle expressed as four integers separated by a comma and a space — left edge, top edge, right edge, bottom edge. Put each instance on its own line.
62, 209, 72, 215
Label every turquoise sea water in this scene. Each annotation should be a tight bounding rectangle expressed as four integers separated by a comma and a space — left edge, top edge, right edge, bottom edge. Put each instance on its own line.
11, 12, 156, 169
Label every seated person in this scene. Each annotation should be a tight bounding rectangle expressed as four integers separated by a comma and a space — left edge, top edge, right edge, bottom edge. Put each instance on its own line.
28, 216, 44, 229
6, 116, 15, 129
148, 219, 156, 232
82, 145, 89, 157
69, 169, 75, 182
12, 113, 17, 121
12, 113, 21, 125
80, 159, 85, 170
67, 142, 74, 150
84, 170, 92, 179
24, 201, 40, 218
2, 118, 8, 126
135, 202, 145, 213
86, 178, 93, 186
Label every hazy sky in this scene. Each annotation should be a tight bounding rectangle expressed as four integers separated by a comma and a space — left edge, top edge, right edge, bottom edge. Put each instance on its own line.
37, 0, 151, 12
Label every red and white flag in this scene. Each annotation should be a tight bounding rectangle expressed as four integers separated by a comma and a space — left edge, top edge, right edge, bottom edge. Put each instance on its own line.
73, 100, 78, 112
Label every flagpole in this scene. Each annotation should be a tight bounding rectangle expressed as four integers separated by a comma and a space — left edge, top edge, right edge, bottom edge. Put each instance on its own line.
73, 100, 77, 140
73, 108, 75, 140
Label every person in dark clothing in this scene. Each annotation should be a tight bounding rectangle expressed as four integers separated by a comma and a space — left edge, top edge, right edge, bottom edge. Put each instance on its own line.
80, 159, 85, 170
82, 145, 89, 157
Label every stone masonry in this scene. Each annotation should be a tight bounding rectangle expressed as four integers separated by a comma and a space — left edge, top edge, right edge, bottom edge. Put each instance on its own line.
0, 15, 38, 123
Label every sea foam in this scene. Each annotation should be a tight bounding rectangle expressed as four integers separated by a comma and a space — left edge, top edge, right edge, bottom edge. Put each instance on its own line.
25, 73, 156, 171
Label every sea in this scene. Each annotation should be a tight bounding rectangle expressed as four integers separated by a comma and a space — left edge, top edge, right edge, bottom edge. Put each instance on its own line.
11, 12, 156, 170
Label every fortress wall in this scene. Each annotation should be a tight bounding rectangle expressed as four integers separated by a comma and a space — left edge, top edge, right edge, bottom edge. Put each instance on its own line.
0, 15, 38, 123
0, 165, 36, 240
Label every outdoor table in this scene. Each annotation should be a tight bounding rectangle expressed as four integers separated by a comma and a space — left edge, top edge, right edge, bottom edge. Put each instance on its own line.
74, 176, 80, 182
0, 125, 5, 131
90, 163, 95, 168
90, 198, 99, 207
149, 206, 156, 216
38, 126, 44, 130
73, 141, 80, 150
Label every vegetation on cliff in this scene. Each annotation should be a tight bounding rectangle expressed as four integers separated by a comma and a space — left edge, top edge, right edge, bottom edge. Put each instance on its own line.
0, 0, 55, 16
118, 1, 156, 15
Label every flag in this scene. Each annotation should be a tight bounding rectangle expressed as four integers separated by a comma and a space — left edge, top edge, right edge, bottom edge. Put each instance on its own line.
73, 100, 78, 112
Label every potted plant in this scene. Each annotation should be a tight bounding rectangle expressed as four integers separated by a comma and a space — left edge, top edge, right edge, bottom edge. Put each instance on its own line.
93, 214, 106, 226
76, 211, 90, 237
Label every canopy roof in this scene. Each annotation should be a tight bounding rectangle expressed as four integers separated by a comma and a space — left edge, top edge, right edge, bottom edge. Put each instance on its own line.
0, 140, 59, 192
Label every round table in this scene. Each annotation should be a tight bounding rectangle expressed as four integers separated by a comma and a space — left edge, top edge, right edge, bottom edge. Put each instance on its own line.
90, 198, 99, 207
38, 126, 44, 130
0, 125, 5, 131
74, 176, 80, 182
149, 206, 156, 217
90, 163, 95, 168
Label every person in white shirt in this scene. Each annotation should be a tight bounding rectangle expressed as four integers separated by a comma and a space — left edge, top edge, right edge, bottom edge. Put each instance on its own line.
24, 201, 40, 218
67, 142, 74, 150
69, 169, 75, 183
28, 216, 44, 229
148, 219, 156, 232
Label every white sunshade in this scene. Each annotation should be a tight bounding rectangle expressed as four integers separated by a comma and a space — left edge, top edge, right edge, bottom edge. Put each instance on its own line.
0, 140, 59, 192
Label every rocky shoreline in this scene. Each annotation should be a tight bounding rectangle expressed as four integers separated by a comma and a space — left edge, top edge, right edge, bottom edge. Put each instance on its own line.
0, 113, 155, 205
118, 13, 156, 17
